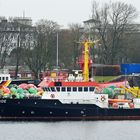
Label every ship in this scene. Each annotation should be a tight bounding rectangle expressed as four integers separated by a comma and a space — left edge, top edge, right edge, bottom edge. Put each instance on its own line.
0, 39, 140, 121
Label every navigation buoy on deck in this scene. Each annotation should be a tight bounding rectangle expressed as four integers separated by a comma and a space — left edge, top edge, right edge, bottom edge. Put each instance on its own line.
3, 87, 10, 94
129, 102, 134, 108
112, 103, 118, 108
10, 87, 17, 94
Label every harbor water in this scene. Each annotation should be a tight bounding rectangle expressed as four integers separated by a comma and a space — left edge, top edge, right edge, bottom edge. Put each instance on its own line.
0, 121, 140, 140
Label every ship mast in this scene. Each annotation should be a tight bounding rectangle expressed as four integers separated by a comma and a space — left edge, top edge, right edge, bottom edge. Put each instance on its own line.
82, 39, 98, 82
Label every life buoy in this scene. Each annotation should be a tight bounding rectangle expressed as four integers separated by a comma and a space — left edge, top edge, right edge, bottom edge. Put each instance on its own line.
101, 95, 106, 102
50, 94, 55, 98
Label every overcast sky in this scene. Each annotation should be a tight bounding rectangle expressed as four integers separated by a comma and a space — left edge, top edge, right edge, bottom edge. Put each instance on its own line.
0, 0, 140, 27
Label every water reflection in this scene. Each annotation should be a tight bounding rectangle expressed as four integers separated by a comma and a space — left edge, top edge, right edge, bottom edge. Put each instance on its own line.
0, 121, 140, 140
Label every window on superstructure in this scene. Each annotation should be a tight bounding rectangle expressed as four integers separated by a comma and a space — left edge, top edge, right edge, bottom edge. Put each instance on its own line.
84, 87, 88, 92
50, 87, 55, 92
89, 87, 95, 91
0, 77, 1, 81
2, 77, 5, 81
67, 87, 71, 92
73, 87, 77, 91
46, 87, 51, 91
43, 87, 46, 91
78, 87, 82, 92
62, 87, 66, 92
47, 88, 51, 91
56, 87, 60, 92
6, 77, 8, 80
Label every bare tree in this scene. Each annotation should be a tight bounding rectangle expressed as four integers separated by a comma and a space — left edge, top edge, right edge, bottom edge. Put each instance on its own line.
14, 25, 36, 79
37, 19, 60, 68
89, 1, 138, 64
24, 34, 47, 79
24, 19, 59, 79
69, 23, 83, 68
0, 33, 13, 68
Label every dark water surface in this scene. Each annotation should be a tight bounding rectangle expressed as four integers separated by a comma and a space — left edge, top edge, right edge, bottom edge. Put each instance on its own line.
0, 121, 140, 140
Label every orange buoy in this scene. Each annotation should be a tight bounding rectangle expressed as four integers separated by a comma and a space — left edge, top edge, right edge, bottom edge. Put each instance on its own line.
112, 103, 118, 108
129, 103, 134, 108
3, 87, 10, 94
108, 99, 131, 103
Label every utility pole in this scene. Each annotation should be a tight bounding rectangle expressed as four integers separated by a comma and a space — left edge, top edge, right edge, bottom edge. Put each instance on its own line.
15, 32, 20, 79
56, 32, 59, 67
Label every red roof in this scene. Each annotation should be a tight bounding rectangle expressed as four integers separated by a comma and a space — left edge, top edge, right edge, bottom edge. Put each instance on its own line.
38, 80, 99, 87
38, 80, 128, 88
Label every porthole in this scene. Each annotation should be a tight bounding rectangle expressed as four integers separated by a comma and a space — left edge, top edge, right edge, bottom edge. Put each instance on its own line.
22, 111, 25, 114
31, 111, 35, 114
81, 111, 84, 114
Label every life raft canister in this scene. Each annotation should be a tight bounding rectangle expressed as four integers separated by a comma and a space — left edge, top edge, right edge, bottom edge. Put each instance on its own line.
50, 94, 55, 98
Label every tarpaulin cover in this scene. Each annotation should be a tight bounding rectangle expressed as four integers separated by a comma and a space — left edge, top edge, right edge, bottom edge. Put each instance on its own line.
121, 64, 140, 74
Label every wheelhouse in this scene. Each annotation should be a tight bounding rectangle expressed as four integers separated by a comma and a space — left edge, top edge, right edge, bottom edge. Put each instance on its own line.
44, 86, 95, 92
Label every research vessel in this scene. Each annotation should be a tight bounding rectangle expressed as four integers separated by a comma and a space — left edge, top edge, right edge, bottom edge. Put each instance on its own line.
0, 39, 140, 120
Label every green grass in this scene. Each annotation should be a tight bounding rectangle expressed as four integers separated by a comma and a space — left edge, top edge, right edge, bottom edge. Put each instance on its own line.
94, 76, 118, 82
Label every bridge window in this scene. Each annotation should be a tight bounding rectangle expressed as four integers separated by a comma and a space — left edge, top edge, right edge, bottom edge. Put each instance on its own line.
84, 87, 88, 92
47, 88, 51, 91
62, 87, 66, 92
6, 77, 9, 80
44, 87, 51, 91
73, 87, 77, 91
2, 77, 5, 81
67, 87, 71, 92
43, 87, 47, 91
45, 87, 51, 91
89, 87, 95, 91
78, 87, 82, 92
56, 87, 60, 92
50, 87, 55, 92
